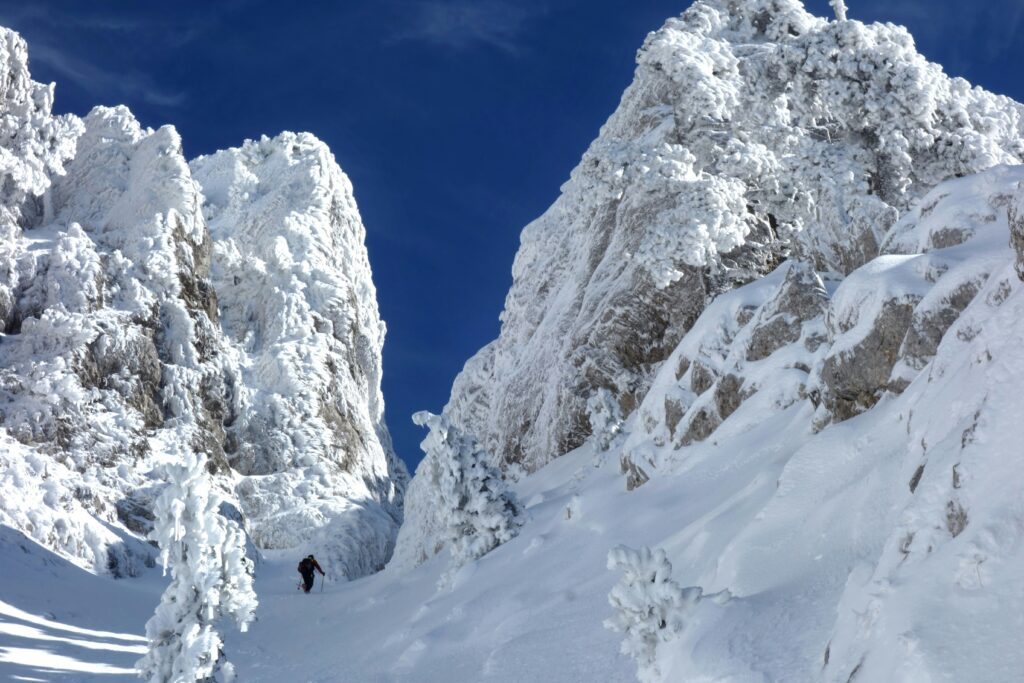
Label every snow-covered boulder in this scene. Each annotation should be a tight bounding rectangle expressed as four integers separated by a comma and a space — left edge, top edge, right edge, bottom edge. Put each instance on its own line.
443, 0, 1024, 476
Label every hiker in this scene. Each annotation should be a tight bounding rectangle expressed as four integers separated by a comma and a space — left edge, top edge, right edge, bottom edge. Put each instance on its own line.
297, 554, 325, 593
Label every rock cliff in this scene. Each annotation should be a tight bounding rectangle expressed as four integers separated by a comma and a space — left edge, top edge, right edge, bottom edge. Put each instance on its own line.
0, 28, 405, 577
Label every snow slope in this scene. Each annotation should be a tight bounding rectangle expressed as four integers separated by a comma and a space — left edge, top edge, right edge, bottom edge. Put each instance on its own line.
0, 525, 157, 682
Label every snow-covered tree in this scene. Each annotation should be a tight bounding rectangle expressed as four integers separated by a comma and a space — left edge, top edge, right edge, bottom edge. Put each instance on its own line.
587, 388, 624, 451
412, 411, 523, 581
605, 545, 702, 683
830, 0, 848, 21
137, 439, 257, 683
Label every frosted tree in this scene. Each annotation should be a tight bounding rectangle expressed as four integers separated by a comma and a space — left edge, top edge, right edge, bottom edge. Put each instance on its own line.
587, 388, 624, 451
830, 0, 848, 21
605, 545, 702, 683
412, 411, 523, 582
137, 439, 257, 683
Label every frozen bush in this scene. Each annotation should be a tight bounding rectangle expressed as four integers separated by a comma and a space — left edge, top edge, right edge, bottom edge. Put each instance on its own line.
137, 439, 257, 683
412, 411, 523, 583
605, 545, 702, 683
587, 388, 624, 452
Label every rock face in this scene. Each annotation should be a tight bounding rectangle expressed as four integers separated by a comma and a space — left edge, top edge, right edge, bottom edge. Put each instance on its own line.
1010, 183, 1024, 281
619, 165, 1024, 463
0, 27, 405, 577
192, 135, 406, 575
443, 0, 1024, 475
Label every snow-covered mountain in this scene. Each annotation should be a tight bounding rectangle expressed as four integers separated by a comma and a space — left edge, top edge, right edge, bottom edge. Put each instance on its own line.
381, 1, 1024, 680
443, 0, 1023, 477
3, 1, 1024, 681
0, 27, 406, 579
397, 0, 1024, 572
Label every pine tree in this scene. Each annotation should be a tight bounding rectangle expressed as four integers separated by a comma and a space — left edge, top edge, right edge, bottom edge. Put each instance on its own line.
586, 388, 624, 451
605, 545, 702, 683
413, 411, 523, 582
137, 439, 257, 683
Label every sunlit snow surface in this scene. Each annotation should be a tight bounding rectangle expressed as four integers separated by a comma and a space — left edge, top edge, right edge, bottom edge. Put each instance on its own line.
0, 528, 153, 682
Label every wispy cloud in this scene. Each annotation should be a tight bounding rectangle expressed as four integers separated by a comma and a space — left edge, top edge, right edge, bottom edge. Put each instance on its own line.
27, 41, 186, 108
391, 0, 544, 54
0, 2, 247, 110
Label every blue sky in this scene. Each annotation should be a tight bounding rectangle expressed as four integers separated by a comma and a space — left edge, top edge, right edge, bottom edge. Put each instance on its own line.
1, 0, 1022, 470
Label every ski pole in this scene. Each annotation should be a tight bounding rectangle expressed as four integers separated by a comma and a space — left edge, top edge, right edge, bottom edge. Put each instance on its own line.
320, 574, 324, 593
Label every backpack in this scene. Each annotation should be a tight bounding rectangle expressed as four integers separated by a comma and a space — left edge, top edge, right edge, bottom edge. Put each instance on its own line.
298, 558, 313, 574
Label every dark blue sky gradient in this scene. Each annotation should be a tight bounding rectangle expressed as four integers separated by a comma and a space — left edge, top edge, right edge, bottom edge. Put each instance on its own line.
1, 1, 1021, 470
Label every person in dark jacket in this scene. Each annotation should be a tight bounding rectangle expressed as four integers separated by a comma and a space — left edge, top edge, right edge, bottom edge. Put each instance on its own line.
297, 554, 325, 593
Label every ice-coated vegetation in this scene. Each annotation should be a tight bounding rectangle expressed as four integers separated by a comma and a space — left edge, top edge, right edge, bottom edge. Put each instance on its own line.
605, 545, 702, 683
138, 437, 256, 683
392, 412, 522, 579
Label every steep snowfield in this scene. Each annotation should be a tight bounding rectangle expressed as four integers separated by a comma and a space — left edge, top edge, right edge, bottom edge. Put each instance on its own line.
0, 525, 158, 682
0, 25, 405, 578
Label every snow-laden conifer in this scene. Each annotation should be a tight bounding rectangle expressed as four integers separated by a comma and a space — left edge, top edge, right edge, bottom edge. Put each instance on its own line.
586, 388, 624, 451
137, 438, 257, 683
412, 411, 523, 582
605, 545, 702, 683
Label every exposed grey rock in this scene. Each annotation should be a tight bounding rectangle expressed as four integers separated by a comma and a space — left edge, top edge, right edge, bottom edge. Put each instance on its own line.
664, 397, 685, 438
1010, 184, 1024, 282
746, 262, 828, 362
679, 407, 719, 447
945, 500, 968, 538
819, 297, 918, 421
896, 280, 983, 380
620, 453, 651, 491
714, 374, 745, 422
690, 361, 716, 396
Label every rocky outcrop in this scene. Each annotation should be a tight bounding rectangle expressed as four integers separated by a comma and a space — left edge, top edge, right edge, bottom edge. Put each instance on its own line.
818, 293, 918, 420
745, 262, 829, 362
0, 28, 405, 576
643, 259, 830, 450
191, 134, 407, 576
1011, 183, 1024, 281
620, 166, 1024, 465
443, 0, 1024, 474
